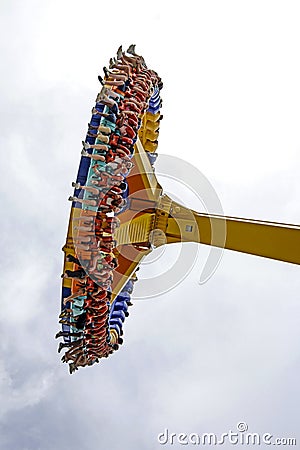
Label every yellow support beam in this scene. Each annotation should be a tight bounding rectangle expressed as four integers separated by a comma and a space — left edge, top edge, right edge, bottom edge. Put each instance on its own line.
162, 197, 300, 265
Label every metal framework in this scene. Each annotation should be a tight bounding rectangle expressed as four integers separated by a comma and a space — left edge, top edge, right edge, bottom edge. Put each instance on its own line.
113, 137, 300, 299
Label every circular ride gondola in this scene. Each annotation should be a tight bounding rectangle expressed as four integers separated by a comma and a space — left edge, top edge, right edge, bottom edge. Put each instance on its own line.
57, 45, 163, 373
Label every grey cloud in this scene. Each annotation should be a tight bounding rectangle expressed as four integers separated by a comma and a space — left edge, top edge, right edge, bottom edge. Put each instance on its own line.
0, 1, 300, 449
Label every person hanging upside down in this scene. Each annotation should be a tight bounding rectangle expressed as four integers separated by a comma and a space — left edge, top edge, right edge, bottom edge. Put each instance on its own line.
71, 182, 105, 198
99, 86, 122, 102
91, 109, 117, 124
103, 67, 128, 82
61, 268, 87, 280
98, 75, 125, 88
109, 59, 132, 76
71, 214, 96, 224
68, 197, 98, 207
82, 141, 109, 152
118, 124, 136, 139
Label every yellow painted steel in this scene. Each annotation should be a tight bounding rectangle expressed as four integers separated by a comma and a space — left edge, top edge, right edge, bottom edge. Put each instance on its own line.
116, 130, 300, 267
133, 137, 161, 200
138, 110, 161, 149
116, 193, 300, 266
162, 198, 300, 265
114, 212, 155, 245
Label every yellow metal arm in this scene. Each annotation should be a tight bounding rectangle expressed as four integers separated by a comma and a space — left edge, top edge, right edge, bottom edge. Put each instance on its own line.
159, 197, 300, 265
111, 140, 300, 299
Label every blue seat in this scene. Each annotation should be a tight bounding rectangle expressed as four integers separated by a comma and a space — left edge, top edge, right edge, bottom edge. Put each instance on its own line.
123, 279, 134, 293
112, 301, 128, 312
111, 310, 126, 322
147, 152, 158, 166
110, 318, 123, 329
116, 291, 131, 302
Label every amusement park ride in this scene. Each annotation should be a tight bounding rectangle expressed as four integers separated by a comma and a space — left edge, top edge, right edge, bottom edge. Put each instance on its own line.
57, 45, 300, 373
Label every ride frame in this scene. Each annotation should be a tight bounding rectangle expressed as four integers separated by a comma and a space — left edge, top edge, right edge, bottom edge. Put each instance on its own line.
111, 136, 300, 299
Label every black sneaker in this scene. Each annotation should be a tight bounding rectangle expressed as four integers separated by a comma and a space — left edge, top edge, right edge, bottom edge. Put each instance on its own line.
58, 342, 65, 353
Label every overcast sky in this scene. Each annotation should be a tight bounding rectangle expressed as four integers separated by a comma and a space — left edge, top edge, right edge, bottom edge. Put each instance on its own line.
1, 1, 300, 449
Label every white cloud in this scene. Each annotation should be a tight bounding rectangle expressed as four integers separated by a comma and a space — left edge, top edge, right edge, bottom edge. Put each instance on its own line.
0, 0, 299, 449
